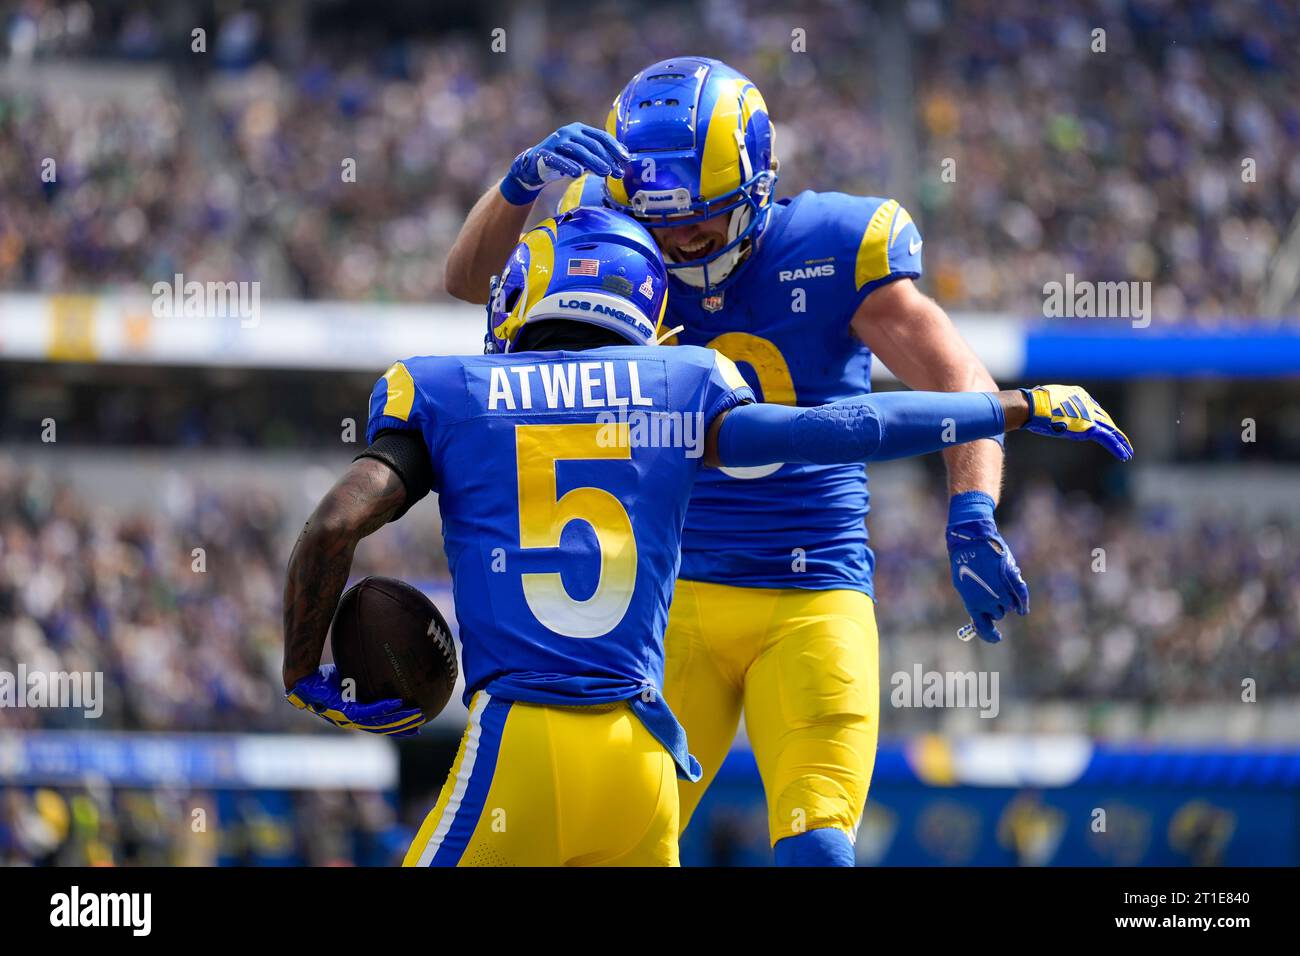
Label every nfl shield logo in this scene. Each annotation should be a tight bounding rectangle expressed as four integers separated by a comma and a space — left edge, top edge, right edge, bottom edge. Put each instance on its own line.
702, 293, 724, 313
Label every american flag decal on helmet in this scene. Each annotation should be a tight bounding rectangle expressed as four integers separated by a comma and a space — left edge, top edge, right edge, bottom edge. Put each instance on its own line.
567, 258, 599, 276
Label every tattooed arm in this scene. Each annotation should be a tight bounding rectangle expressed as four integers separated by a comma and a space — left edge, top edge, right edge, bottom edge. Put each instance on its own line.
282, 456, 407, 690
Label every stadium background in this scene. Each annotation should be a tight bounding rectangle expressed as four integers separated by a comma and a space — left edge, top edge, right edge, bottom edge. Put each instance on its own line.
1, 0, 1298, 866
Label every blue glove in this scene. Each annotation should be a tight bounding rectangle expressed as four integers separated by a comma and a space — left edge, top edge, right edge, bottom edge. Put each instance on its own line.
286, 664, 426, 737
499, 123, 630, 206
945, 492, 1029, 644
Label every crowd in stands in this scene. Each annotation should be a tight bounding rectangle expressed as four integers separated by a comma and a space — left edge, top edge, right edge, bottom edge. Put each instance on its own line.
871, 477, 1300, 705
2, 0, 1297, 318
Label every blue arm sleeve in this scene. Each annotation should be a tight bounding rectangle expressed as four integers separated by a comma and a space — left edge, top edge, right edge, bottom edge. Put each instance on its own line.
716, 391, 1006, 467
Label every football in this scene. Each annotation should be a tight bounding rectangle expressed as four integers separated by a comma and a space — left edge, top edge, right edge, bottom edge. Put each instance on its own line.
329, 576, 458, 720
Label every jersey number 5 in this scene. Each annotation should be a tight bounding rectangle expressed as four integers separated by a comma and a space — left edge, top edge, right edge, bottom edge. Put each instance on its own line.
515, 422, 637, 638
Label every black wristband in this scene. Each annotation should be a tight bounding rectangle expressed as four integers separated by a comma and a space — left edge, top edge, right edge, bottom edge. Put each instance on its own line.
353, 429, 435, 521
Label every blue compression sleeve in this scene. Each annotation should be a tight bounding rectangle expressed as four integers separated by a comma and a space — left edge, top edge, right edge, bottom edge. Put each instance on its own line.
715, 391, 1006, 467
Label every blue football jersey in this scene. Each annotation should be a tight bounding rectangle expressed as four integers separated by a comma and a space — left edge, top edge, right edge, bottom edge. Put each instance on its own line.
365, 345, 752, 774
671, 190, 922, 595
561, 180, 924, 595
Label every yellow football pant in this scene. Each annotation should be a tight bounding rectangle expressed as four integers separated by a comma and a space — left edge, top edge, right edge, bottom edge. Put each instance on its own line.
403, 693, 679, 867
664, 580, 879, 845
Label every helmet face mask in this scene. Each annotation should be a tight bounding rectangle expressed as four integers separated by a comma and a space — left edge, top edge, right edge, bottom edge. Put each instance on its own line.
604, 57, 779, 297
645, 169, 776, 291
485, 207, 670, 354
628, 167, 774, 229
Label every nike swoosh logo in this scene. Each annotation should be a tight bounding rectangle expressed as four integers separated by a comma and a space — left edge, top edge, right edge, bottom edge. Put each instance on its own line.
957, 564, 1000, 599
909, 236, 923, 255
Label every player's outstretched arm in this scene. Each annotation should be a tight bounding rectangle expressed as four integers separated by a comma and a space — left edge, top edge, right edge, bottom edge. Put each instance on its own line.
281, 457, 424, 736
444, 124, 629, 303
443, 186, 532, 304
704, 385, 1131, 468
705, 389, 1019, 467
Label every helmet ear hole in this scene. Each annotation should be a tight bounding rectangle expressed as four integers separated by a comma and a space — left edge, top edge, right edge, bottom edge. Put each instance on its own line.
504, 286, 522, 312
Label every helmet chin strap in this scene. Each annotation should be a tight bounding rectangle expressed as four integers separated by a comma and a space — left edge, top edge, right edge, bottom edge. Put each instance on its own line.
652, 324, 685, 346
671, 205, 752, 289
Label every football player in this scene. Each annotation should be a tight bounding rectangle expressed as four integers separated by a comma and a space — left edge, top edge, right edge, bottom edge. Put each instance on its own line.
284, 207, 1131, 866
440, 58, 1097, 865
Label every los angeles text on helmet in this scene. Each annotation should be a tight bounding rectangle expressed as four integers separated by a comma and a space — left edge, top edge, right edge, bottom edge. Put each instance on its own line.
557, 297, 654, 338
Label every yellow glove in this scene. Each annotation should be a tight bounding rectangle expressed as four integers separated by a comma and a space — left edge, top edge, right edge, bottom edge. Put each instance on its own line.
1021, 385, 1134, 461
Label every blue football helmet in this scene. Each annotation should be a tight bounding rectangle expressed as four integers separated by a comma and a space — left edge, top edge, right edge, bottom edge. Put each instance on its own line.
485, 206, 670, 353
603, 57, 778, 297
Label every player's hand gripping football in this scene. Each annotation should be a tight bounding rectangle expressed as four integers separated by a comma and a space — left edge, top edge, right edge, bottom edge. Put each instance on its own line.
500, 123, 630, 205
286, 664, 426, 737
1020, 384, 1134, 461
